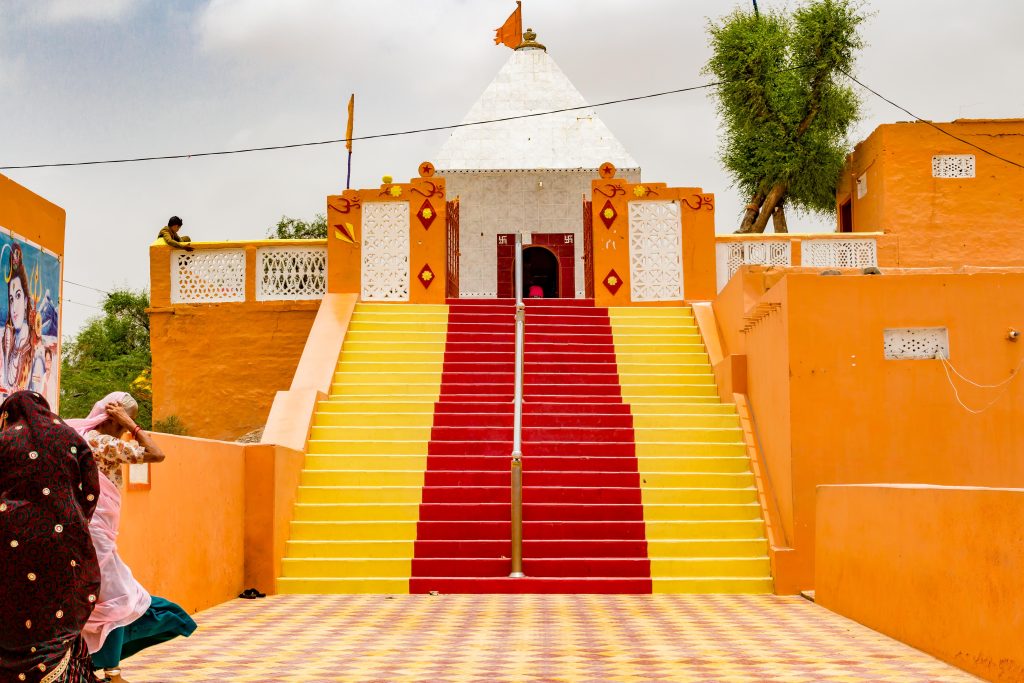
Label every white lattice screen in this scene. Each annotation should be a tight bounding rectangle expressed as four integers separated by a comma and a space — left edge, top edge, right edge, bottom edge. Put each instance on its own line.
715, 241, 792, 292
171, 249, 246, 304
628, 201, 683, 302
255, 246, 327, 301
932, 155, 975, 178
802, 239, 878, 269
361, 202, 411, 301
883, 327, 949, 360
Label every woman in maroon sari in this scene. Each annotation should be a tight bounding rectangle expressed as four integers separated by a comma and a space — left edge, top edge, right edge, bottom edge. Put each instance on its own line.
0, 391, 101, 682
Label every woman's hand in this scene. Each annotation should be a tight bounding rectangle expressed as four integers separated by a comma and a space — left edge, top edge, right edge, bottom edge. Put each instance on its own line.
105, 402, 136, 430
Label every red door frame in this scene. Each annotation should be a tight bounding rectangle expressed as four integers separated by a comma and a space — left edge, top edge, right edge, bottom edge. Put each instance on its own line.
497, 233, 576, 299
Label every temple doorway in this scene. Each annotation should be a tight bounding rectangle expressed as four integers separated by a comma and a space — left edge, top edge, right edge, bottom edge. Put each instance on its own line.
496, 233, 576, 298
521, 246, 559, 298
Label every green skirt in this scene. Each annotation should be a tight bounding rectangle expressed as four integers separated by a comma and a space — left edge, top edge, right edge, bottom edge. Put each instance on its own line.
92, 596, 197, 669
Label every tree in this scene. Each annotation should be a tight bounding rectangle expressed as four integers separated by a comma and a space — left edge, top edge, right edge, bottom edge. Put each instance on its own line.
60, 289, 153, 427
705, 0, 866, 233
268, 214, 327, 239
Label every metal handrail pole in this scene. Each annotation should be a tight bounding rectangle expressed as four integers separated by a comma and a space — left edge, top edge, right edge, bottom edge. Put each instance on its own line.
510, 234, 525, 578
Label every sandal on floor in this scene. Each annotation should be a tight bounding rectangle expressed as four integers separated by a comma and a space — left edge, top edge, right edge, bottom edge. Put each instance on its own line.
238, 587, 266, 599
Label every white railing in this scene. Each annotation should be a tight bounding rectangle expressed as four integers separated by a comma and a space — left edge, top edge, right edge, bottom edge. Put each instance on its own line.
168, 242, 328, 304
256, 245, 327, 301
801, 239, 877, 269
171, 249, 247, 304
716, 240, 793, 293
715, 235, 879, 292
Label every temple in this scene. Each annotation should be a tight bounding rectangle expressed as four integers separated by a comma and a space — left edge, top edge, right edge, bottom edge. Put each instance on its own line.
4, 26, 1022, 682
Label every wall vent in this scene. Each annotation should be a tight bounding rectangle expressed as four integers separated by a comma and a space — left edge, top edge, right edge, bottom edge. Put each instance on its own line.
883, 327, 949, 360
931, 154, 975, 178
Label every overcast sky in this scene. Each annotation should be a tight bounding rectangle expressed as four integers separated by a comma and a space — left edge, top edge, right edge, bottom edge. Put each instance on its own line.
2, 0, 1022, 334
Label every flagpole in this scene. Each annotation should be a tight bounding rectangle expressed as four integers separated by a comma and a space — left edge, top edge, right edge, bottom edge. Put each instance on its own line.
345, 93, 355, 190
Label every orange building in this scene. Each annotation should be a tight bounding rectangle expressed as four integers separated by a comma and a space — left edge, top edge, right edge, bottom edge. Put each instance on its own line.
836, 118, 1024, 266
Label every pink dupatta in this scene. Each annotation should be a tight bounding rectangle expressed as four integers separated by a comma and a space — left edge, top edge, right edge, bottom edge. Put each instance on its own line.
67, 393, 152, 653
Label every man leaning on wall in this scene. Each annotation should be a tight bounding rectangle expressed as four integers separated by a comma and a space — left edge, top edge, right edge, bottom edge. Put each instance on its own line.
158, 216, 194, 251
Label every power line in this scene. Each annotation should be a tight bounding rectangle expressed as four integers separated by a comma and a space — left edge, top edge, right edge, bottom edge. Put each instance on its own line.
63, 298, 102, 311
5, 66, 1021, 173
0, 67, 815, 171
842, 70, 1024, 171
63, 279, 110, 295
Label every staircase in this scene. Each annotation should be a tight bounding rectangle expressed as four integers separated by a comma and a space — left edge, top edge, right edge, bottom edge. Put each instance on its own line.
278, 300, 772, 594
278, 303, 447, 593
609, 307, 772, 592
410, 299, 650, 593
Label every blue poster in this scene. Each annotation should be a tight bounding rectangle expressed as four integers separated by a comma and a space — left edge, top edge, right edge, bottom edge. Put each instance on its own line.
0, 228, 61, 409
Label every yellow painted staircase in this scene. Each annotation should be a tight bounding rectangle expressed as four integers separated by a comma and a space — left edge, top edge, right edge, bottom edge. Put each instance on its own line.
277, 303, 447, 593
609, 307, 773, 593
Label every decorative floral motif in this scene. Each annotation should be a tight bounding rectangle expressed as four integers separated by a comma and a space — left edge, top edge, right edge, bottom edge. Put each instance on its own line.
603, 269, 623, 295
416, 200, 437, 230
417, 263, 435, 289
389, 186, 403, 198
633, 185, 649, 198
599, 200, 617, 229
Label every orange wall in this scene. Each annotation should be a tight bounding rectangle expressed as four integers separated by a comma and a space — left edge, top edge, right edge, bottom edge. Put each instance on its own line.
840, 120, 1024, 267
327, 166, 448, 303
148, 240, 319, 440
740, 271, 1024, 589
119, 434, 246, 614
817, 484, 1024, 682
119, 434, 304, 613
591, 174, 716, 306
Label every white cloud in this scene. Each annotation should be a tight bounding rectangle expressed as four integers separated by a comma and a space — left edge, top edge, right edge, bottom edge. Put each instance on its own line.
32, 0, 140, 23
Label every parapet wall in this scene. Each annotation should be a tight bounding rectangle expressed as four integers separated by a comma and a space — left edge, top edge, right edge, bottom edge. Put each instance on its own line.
816, 484, 1024, 682
716, 267, 1024, 590
148, 241, 323, 440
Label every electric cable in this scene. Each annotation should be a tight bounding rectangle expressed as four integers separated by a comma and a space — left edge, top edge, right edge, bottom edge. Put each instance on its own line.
1, 66, 818, 170
842, 70, 1024, 171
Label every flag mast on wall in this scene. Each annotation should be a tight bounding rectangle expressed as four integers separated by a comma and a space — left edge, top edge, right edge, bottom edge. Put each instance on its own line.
345, 93, 355, 189
494, 1, 522, 49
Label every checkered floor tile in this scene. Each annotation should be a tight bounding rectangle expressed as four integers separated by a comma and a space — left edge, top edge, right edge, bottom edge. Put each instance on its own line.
121, 594, 978, 682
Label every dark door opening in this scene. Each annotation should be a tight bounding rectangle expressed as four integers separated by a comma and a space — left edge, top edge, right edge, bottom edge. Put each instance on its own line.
839, 199, 853, 233
520, 246, 560, 298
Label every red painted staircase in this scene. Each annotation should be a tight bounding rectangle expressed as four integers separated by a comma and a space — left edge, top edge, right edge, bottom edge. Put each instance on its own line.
410, 299, 651, 593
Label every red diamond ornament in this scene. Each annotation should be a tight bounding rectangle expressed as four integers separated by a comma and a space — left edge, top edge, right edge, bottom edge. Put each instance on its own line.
599, 200, 617, 229
603, 269, 623, 295
417, 200, 437, 230
417, 263, 436, 289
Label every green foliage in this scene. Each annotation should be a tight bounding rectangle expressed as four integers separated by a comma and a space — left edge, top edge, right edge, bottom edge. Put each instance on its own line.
59, 289, 153, 428
268, 214, 327, 240
705, 0, 866, 216
153, 415, 188, 436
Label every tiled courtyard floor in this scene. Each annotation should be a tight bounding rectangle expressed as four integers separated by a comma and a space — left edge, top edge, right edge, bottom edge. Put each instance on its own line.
123, 594, 978, 682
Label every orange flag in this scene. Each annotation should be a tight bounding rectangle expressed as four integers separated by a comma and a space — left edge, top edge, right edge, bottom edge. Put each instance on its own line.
345, 94, 355, 152
494, 2, 522, 49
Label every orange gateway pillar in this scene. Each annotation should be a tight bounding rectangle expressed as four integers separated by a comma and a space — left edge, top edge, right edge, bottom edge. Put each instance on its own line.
326, 161, 448, 304
590, 162, 716, 306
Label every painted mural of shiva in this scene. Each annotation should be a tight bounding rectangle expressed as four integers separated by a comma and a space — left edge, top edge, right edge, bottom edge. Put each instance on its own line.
1, 244, 46, 394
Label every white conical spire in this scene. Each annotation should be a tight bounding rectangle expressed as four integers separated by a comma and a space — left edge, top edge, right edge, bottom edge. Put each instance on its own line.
435, 37, 639, 171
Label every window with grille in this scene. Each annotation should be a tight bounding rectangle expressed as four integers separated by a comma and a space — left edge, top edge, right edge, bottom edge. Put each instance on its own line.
883, 327, 949, 360
931, 155, 975, 178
